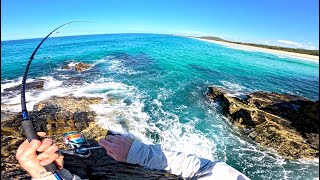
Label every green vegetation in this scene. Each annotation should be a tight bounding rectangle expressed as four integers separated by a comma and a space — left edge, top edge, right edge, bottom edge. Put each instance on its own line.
197, 36, 319, 56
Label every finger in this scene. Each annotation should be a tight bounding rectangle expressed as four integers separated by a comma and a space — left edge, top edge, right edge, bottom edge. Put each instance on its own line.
98, 139, 109, 149
98, 139, 108, 147
37, 138, 53, 152
98, 139, 117, 152
40, 153, 60, 166
16, 139, 29, 158
37, 145, 59, 160
105, 135, 120, 143
55, 152, 64, 169
37, 132, 47, 137
20, 140, 41, 158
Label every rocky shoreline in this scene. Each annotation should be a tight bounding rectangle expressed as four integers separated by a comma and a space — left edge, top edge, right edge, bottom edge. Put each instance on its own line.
207, 86, 319, 160
1, 60, 318, 179
1, 95, 179, 180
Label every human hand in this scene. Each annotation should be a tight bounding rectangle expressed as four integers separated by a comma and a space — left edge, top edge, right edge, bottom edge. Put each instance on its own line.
16, 132, 64, 178
98, 135, 133, 162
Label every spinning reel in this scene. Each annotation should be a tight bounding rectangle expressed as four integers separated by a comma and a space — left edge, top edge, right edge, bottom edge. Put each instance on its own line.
59, 130, 122, 157
59, 131, 103, 157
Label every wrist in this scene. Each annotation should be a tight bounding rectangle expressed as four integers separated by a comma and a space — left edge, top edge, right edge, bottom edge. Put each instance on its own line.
28, 167, 52, 179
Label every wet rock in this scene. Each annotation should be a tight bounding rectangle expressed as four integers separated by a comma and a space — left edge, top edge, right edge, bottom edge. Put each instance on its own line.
62, 62, 92, 72
207, 86, 319, 160
62, 77, 86, 86
1, 96, 179, 179
1, 111, 20, 122
3, 80, 45, 92
75, 62, 92, 72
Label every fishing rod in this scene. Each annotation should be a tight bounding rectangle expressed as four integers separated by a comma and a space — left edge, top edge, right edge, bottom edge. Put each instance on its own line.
20, 21, 99, 180
21, 21, 124, 179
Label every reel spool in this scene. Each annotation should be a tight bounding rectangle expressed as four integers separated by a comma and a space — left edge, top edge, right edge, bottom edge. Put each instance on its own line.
59, 130, 125, 157
60, 131, 93, 157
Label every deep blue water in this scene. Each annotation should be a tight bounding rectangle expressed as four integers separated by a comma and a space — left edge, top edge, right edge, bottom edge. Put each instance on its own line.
1, 34, 319, 180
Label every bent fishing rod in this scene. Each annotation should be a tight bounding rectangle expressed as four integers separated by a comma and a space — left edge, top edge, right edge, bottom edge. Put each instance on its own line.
21, 21, 121, 179
20, 21, 84, 180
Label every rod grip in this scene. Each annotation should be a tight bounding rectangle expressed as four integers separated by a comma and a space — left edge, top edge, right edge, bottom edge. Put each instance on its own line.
22, 120, 39, 142
21, 120, 59, 172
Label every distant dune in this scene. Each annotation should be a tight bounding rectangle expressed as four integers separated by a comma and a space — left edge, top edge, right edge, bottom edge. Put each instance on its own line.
189, 36, 319, 61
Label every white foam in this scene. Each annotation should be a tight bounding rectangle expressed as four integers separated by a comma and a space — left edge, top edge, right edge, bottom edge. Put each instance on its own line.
145, 98, 216, 160
280, 89, 303, 97
67, 62, 77, 67
160, 121, 216, 160
81, 79, 153, 143
42, 76, 63, 89
1, 77, 38, 93
69, 77, 217, 160
107, 59, 142, 75
218, 80, 252, 97
293, 158, 319, 165
220, 80, 245, 91
73, 79, 135, 98
157, 88, 173, 101
92, 55, 114, 66
1, 76, 76, 112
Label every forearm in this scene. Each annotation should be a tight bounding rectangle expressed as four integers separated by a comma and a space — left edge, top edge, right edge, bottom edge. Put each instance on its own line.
126, 141, 211, 178
126, 140, 250, 179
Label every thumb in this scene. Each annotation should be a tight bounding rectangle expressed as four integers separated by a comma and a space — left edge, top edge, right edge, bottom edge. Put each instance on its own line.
22, 140, 41, 158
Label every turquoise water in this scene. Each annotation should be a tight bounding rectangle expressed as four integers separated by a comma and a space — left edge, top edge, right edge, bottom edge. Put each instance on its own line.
1, 34, 319, 179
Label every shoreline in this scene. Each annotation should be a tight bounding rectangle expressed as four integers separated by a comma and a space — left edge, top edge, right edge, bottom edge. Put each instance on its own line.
190, 37, 319, 62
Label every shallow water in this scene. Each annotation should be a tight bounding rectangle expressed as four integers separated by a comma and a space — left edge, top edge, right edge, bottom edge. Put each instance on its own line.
1, 34, 319, 179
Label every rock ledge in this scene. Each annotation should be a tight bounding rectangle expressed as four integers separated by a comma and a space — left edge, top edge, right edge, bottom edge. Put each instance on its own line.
1, 96, 179, 179
207, 86, 319, 160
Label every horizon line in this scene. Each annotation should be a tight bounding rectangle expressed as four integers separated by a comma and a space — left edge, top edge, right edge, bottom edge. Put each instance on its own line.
1, 32, 177, 42
1, 33, 319, 51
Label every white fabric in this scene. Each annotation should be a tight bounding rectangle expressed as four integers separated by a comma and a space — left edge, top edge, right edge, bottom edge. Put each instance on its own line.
33, 140, 250, 180
127, 140, 250, 180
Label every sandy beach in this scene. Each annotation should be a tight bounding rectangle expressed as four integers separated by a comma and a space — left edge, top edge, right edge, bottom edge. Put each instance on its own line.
191, 37, 319, 61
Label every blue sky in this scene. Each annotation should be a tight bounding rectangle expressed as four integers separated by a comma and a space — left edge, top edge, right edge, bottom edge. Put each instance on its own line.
1, 0, 319, 49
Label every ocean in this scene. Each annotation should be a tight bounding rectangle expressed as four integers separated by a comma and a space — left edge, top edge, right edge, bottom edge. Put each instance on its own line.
1, 33, 319, 179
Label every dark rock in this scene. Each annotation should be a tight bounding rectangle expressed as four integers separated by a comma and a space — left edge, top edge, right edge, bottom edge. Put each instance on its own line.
207, 86, 319, 160
1, 111, 20, 122
246, 91, 309, 109
3, 80, 45, 92
1, 96, 179, 179
207, 86, 225, 99
62, 64, 71, 70
306, 133, 319, 150
62, 77, 85, 86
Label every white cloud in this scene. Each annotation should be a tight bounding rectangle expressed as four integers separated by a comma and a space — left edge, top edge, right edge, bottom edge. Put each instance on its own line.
254, 39, 318, 50
263, 40, 270, 44
277, 40, 303, 47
